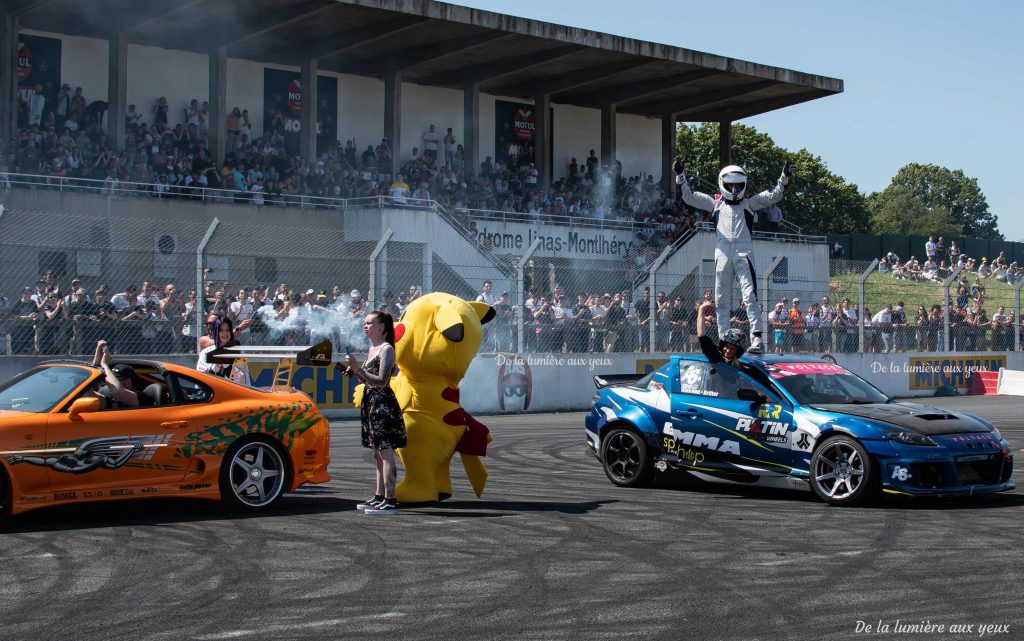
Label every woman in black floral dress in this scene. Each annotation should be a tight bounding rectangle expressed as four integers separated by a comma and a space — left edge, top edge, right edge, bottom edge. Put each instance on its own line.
341, 311, 406, 515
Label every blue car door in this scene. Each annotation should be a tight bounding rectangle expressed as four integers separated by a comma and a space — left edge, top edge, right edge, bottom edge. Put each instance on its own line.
691, 363, 797, 479
664, 360, 713, 469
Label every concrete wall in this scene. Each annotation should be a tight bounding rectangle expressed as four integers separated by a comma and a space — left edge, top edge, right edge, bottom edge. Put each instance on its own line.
126, 44, 208, 125
552, 104, 600, 178
3, 351, 1019, 420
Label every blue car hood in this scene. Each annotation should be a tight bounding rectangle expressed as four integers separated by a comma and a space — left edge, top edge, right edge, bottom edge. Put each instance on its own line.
808, 402, 991, 435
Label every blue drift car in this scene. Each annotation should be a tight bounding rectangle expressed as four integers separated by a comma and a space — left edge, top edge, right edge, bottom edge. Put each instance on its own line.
586, 355, 1014, 506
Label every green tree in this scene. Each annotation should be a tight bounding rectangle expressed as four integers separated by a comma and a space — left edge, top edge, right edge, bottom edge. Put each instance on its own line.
867, 189, 961, 237
871, 163, 999, 239
675, 123, 869, 234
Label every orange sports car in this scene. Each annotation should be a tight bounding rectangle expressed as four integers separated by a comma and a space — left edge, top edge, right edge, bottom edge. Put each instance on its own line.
0, 359, 331, 517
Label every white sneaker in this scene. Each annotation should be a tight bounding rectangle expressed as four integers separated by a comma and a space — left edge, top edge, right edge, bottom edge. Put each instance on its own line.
748, 336, 764, 354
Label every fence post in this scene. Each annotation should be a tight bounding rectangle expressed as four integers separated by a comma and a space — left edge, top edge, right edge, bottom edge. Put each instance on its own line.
1015, 276, 1024, 353
763, 255, 784, 313
516, 238, 541, 354
422, 241, 432, 294
858, 259, 878, 353
196, 217, 220, 345
942, 263, 964, 353
647, 244, 673, 352
369, 228, 394, 312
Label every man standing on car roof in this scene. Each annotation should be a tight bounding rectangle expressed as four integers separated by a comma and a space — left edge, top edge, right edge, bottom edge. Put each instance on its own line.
674, 157, 794, 354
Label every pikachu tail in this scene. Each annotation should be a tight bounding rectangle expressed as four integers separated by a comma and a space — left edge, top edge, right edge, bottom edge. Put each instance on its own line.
459, 453, 488, 497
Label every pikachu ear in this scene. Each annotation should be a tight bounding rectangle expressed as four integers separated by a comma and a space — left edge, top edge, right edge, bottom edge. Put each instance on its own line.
434, 303, 465, 342
468, 301, 496, 325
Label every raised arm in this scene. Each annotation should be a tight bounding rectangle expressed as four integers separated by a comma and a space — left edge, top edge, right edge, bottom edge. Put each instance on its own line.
696, 301, 711, 338
672, 158, 718, 213
748, 163, 794, 210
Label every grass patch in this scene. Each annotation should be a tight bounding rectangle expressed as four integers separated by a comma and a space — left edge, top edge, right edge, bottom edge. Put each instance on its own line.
829, 270, 1020, 315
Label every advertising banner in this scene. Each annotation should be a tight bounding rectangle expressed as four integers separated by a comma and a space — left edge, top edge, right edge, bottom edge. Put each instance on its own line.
263, 69, 338, 157
16, 34, 61, 128
494, 100, 536, 167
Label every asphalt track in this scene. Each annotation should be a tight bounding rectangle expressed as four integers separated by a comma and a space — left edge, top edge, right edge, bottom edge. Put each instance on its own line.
2, 396, 1023, 641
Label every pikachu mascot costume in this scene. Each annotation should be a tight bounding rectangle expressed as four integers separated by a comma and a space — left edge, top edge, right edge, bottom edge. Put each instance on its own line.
356, 292, 494, 503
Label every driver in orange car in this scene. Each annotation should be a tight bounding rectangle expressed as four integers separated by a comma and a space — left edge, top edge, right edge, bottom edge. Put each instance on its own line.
90, 340, 139, 409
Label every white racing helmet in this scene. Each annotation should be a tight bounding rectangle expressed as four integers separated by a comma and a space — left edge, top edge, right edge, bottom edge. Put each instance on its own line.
718, 165, 747, 202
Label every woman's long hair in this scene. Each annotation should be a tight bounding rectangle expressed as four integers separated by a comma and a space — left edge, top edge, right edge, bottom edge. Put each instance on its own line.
213, 316, 238, 349
368, 311, 396, 348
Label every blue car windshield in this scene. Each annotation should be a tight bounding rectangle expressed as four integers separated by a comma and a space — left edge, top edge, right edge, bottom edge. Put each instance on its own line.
768, 363, 889, 405
0, 366, 93, 413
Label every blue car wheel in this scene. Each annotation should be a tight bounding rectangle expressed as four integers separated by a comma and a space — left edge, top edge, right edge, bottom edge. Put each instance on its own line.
810, 436, 879, 506
602, 428, 651, 488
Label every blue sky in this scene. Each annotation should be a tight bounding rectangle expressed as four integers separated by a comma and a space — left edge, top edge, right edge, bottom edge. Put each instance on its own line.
448, 0, 1024, 240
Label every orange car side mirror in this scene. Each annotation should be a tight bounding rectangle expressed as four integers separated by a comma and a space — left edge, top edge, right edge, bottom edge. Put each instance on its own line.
69, 396, 102, 420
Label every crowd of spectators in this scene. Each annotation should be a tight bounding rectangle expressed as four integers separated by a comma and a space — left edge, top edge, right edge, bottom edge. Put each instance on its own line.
759, 295, 1016, 354
2, 86, 713, 238
845, 234, 1022, 353
878, 237, 1023, 285
3, 265, 1023, 357
0, 268, 430, 357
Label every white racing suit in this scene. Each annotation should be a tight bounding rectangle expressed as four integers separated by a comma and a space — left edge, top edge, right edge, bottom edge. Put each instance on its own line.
676, 172, 788, 339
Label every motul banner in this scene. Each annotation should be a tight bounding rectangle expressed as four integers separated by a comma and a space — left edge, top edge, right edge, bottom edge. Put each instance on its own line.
263, 69, 338, 156
16, 34, 61, 128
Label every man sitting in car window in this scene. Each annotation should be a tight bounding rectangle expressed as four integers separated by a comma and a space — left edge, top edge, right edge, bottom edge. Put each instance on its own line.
90, 340, 139, 409
696, 300, 745, 367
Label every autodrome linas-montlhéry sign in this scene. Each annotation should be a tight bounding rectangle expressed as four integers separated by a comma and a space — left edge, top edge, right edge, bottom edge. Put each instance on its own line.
472, 222, 634, 258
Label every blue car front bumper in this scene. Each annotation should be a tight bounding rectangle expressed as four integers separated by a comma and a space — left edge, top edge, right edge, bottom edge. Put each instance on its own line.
874, 438, 1015, 497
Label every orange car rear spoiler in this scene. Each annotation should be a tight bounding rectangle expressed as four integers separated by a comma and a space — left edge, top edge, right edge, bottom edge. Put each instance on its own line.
207, 340, 333, 391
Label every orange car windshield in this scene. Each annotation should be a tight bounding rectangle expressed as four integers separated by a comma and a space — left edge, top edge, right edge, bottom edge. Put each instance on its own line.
0, 366, 92, 413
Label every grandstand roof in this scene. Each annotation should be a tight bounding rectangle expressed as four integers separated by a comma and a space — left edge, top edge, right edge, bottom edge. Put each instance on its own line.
14, 0, 842, 121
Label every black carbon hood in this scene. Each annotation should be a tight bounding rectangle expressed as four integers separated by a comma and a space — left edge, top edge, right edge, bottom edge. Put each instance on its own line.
810, 402, 991, 435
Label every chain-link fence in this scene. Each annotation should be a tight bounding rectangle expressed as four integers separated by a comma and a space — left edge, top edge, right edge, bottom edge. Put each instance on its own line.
3, 191, 1023, 359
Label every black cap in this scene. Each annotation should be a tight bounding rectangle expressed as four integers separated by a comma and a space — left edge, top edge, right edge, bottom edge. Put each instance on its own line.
111, 364, 134, 379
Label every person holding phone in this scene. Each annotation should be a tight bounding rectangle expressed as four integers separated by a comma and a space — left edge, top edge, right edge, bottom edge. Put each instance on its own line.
341, 312, 406, 515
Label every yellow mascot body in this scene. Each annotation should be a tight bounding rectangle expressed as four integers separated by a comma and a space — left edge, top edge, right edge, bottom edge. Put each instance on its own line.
384, 292, 494, 503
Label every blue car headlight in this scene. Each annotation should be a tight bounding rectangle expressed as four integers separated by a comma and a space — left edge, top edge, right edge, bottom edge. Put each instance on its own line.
883, 427, 937, 446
